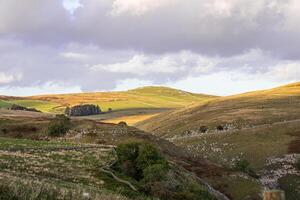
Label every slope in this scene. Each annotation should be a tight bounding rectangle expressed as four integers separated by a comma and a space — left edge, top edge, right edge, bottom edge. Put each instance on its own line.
137, 82, 300, 198
0, 86, 216, 124
137, 82, 300, 137
27, 86, 216, 111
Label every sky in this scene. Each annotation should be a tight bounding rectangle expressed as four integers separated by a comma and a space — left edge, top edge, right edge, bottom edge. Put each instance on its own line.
0, 0, 300, 96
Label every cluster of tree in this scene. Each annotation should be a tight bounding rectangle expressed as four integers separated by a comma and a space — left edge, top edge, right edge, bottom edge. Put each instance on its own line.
65, 104, 101, 116
9, 104, 41, 113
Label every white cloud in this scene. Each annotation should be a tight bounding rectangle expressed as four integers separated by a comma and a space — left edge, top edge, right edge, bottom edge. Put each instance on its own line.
63, 0, 82, 14
61, 52, 89, 60
91, 51, 216, 76
91, 54, 179, 75
0, 82, 82, 96
114, 78, 154, 91
0, 72, 22, 84
110, 0, 170, 16
267, 62, 300, 81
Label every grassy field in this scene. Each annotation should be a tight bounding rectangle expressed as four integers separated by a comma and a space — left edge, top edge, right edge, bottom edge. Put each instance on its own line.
27, 86, 215, 111
0, 100, 11, 108
0, 118, 219, 200
0, 137, 140, 200
0, 86, 216, 124
7, 99, 63, 113
0, 112, 264, 200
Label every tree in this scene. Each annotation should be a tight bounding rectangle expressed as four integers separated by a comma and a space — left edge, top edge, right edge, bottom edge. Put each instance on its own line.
64, 106, 70, 116
47, 115, 71, 137
115, 142, 168, 181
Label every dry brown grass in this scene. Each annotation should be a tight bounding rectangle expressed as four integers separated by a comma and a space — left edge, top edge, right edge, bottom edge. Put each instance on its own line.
137, 82, 300, 138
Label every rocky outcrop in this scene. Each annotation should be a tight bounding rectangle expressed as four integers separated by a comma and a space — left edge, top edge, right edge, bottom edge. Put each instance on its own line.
66, 104, 101, 116
10, 104, 41, 112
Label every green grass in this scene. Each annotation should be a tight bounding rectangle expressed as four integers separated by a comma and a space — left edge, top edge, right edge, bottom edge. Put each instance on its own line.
0, 137, 145, 200
0, 87, 215, 125
0, 100, 11, 108
0, 86, 215, 124
0, 137, 75, 149
25, 86, 216, 112
8, 100, 61, 113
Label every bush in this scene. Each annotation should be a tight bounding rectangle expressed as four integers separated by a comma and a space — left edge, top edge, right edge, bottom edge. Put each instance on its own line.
47, 115, 71, 137
118, 121, 128, 126
234, 159, 257, 178
216, 125, 224, 131
234, 159, 250, 171
142, 164, 169, 182
116, 142, 168, 181
199, 126, 208, 133
114, 142, 214, 200
136, 143, 167, 171
116, 142, 140, 179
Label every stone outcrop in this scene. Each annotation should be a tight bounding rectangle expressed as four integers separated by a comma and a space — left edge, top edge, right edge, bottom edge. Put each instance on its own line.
65, 104, 101, 116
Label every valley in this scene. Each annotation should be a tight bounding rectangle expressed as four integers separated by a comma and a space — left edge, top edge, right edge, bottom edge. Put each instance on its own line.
0, 83, 300, 199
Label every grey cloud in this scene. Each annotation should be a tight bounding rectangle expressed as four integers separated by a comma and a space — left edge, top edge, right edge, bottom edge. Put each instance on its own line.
1, 0, 300, 58
0, 0, 299, 93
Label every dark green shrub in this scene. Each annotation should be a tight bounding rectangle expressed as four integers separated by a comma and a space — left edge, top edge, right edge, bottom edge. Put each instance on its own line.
47, 115, 71, 137
142, 164, 169, 182
234, 159, 257, 178
118, 121, 128, 126
114, 142, 214, 200
116, 142, 140, 163
116, 142, 141, 179
115, 142, 168, 181
136, 143, 167, 170
217, 125, 224, 131
199, 126, 208, 133
234, 159, 250, 171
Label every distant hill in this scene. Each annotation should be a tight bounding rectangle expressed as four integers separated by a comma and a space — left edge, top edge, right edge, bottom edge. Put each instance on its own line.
27, 86, 216, 111
0, 86, 216, 124
137, 82, 300, 137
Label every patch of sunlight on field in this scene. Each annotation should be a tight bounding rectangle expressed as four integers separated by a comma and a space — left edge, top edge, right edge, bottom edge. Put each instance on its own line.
102, 114, 159, 126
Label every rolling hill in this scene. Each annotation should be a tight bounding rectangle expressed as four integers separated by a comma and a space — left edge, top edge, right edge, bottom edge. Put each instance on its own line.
0, 86, 216, 125
137, 82, 300, 137
0, 108, 231, 200
136, 82, 300, 198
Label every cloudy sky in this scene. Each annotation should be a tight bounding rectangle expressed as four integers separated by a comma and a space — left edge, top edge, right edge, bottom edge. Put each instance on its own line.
0, 0, 299, 96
